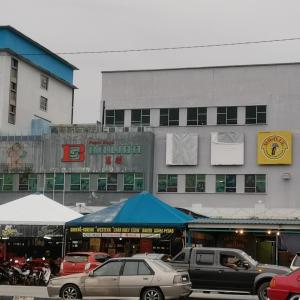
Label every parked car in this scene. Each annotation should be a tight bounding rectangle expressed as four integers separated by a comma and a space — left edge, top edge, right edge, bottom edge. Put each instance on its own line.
48, 257, 192, 300
132, 253, 172, 262
290, 253, 300, 271
267, 269, 300, 300
59, 252, 111, 276
168, 247, 290, 300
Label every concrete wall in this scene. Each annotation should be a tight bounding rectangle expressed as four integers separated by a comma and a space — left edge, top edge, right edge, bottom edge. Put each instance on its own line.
101, 64, 300, 212
0, 53, 73, 135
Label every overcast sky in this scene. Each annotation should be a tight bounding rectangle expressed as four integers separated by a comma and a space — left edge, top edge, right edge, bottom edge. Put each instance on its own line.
1, 0, 300, 123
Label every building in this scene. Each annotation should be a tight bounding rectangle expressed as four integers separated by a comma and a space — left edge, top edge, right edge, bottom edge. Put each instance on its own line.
101, 64, 300, 264
0, 26, 77, 135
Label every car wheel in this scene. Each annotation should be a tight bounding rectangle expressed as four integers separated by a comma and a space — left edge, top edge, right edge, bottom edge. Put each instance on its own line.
61, 284, 82, 300
289, 295, 300, 300
257, 281, 270, 300
141, 287, 163, 300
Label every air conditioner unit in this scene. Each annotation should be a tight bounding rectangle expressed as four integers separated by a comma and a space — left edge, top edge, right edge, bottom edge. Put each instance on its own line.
102, 127, 110, 132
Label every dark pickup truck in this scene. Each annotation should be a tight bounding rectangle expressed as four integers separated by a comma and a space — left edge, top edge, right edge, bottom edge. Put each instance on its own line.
169, 247, 290, 300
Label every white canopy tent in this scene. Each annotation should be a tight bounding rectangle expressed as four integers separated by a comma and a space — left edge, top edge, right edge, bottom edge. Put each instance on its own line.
0, 194, 82, 225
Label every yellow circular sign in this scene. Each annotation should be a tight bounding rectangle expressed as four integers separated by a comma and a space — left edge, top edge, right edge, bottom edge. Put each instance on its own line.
261, 135, 288, 159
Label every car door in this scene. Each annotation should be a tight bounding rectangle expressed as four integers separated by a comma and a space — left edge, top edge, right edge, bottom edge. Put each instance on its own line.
188, 250, 218, 289
216, 251, 256, 292
84, 260, 123, 297
119, 260, 154, 297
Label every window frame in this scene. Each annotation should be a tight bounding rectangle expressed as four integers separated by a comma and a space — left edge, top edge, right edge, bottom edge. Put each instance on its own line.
217, 106, 237, 125
216, 174, 236, 193
19, 174, 37, 191
41, 74, 49, 90
98, 173, 118, 191
185, 174, 206, 192
131, 109, 150, 126
70, 173, 90, 191
0, 174, 13, 191
46, 173, 64, 191
105, 109, 124, 126
187, 107, 207, 126
158, 174, 178, 192
245, 174, 266, 193
159, 108, 179, 126
123, 173, 144, 192
245, 105, 266, 124
40, 96, 48, 112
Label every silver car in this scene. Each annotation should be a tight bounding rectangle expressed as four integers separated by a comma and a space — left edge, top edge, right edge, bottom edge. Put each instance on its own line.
47, 257, 192, 300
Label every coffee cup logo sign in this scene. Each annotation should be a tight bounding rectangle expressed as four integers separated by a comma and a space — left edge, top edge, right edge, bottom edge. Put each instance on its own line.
62, 144, 85, 162
257, 131, 292, 165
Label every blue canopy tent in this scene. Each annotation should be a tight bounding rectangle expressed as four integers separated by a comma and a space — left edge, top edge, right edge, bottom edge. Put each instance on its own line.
66, 192, 193, 228
65, 192, 193, 255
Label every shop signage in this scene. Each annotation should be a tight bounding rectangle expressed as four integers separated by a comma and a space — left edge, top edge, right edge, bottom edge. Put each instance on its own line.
62, 144, 85, 162
257, 131, 292, 165
69, 227, 174, 234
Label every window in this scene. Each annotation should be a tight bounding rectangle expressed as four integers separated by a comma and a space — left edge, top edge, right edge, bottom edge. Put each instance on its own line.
158, 174, 177, 192
245, 174, 266, 193
160, 108, 179, 126
217, 106, 237, 125
46, 173, 64, 191
93, 261, 123, 276
98, 173, 117, 191
11, 58, 18, 69
122, 261, 152, 276
9, 58, 18, 125
123, 173, 144, 191
105, 110, 124, 126
173, 252, 185, 262
19, 174, 37, 191
187, 107, 207, 125
246, 105, 266, 124
196, 252, 214, 265
131, 109, 150, 126
185, 175, 205, 192
0, 174, 13, 191
41, 75, 49, 90
216, 175, 236, 192
70, 174, 90, 191
40, 96, 48, 111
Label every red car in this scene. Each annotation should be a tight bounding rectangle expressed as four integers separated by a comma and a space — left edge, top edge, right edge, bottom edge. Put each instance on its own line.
59, 252, 111, 276
267, 269, 299, 300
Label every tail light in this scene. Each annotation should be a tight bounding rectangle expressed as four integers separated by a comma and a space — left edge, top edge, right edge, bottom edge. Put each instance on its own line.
270, 278, 276, 288
85, 263, 91, 271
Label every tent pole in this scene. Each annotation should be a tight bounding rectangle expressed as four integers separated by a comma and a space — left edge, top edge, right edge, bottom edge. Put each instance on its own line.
62, 225, 66, 257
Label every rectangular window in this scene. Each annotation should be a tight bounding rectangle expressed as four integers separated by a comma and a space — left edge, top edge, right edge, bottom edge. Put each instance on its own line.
46, 173, 64, 191
98, 173, 117, 191
40, 96, 48, 112
123, 173, 144, 191
11, 58, 18, 69
70, 174, 90, 191
158, 174, 177, 192
41, 75, 49, 90
131, 109, 150, 126
19, 174, 37, 191
196, 252, 214, 265
216, 175, 236, 193
185, 174, 205, 192
0, 174, 13, 191
187, 107, 207, 125
217, 106, 237, 125
245, 174, 266, 193
105, 110, 124, 126
8, 58, 18, 125
245, 105, 266, 124
160, 108, 179, 126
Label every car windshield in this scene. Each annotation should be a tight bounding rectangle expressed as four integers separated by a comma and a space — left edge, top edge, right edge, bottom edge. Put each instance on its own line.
151, 260, 175, 272
65, 254, 88, 263
239, 250, 258, 266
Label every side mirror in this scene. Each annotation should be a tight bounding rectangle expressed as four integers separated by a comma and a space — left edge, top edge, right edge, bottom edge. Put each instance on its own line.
88, 271, 94, 277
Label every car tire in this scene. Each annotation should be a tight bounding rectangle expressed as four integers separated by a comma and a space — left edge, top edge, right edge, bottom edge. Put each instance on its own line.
289, 295, 300, 300
257, 281, 270, 300
141, 287, 163, 300
61, 284, 82, 300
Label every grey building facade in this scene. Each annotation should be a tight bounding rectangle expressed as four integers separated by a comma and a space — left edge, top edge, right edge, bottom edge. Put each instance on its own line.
101, 63, 300, 218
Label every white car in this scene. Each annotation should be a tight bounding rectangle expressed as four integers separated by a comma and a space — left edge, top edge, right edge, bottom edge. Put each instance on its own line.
290, 252, 300, 271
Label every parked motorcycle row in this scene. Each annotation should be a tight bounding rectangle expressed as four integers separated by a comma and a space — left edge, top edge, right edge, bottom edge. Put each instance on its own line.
0, 257, 52, 286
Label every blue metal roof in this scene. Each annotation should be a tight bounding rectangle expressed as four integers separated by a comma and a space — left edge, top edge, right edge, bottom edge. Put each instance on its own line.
66, 192, 194, 228
0, 26, 77, 84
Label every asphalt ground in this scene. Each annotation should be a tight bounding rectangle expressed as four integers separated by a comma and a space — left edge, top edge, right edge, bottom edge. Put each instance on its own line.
0, 285, 259, 300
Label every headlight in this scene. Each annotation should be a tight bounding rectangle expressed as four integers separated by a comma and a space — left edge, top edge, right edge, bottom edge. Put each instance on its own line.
173, 275, 183, 284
